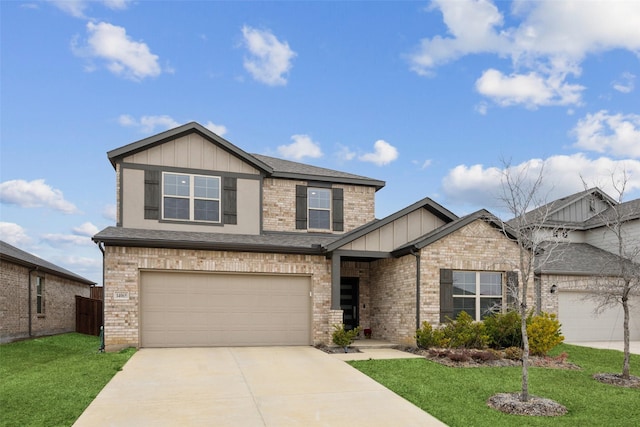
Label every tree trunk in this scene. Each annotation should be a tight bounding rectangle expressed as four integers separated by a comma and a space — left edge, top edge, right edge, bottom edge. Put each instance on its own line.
520, 303, 529, 402
623, 294, 630, 380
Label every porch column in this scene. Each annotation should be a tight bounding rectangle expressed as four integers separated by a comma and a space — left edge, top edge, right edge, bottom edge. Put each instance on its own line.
331, 254, 341, 310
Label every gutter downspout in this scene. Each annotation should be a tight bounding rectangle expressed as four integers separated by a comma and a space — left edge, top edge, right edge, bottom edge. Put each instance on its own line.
28, 267, 38, 337
410, 248, 421, 331
96, 241, 106, 352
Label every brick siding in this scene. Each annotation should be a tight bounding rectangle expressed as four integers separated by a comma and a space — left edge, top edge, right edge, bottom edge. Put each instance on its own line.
103, 246, 336, 351
262, 178, 376, 233
0, 259, 90, 343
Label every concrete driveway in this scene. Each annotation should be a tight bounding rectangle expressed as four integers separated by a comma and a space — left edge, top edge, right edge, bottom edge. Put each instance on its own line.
567, 341, 640, 355
73, 347, 445, 427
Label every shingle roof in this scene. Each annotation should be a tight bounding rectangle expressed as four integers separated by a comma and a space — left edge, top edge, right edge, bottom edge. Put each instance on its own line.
582, 199, 640, 228
508, 187, 617, 228
392, 209, 518, 256
93, 227, 342, 254
252, 154, 385, 190
0, 240, 95, 285
538, 242, 638, 276
106, 122, 385, 190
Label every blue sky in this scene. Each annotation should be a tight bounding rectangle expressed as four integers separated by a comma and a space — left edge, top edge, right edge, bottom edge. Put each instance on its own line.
1, 0, 639, 285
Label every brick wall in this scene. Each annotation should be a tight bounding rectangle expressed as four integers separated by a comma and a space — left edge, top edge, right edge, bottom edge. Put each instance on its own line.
262, 178, 376, 233
103, 246, 336, 351
0, 259, 90, 343
367, 219, 532, 344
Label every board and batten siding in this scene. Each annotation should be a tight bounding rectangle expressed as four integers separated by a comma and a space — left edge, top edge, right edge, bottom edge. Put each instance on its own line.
339, 208, 447, 252
549, 196, 610, 223
122, 133, 261, 175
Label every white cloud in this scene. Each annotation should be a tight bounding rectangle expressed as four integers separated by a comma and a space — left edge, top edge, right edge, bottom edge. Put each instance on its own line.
442, 154, 640, 213
241, 25, 296, 86
118, 114, 180, 133
420, 159, 433, 169
359, 140, 399, 166
0, 179, 79, 214
73, 222, 100, 237
572, 111, 640, 159
50, 0, 131, 18
204, 121, 228, 136
277, 135, 323, 160
475, 68, 584, 108
41, 233, 93, 246
612, 72, 635, 93
409, 0, 640, 108
102, 204, 117, 221
0, 222, 32, 247
335, 144, 356, 162
72, 21, 161, 81
52, 254, 102, 270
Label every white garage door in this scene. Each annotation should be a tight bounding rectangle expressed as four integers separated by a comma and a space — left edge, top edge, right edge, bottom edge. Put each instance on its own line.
558, 291, 640, 341
140, 271, 312, 347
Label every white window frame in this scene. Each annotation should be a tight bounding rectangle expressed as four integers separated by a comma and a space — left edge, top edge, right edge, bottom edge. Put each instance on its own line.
452, 271, 503, 321
162, 172, 221, 223
307, 187, 331, 230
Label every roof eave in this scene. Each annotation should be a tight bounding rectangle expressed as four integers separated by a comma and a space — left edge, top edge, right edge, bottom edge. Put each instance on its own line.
107, 122, 274, 173
0, 254, 95, 285
92, 236, 326, 256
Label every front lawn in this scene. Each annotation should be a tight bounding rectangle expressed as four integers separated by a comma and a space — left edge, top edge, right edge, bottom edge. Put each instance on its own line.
0, 333, 135, 427
351, 344, 639, 426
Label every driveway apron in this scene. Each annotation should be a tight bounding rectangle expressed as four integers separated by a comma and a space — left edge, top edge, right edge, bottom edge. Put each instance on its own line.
73, 347, 446, 427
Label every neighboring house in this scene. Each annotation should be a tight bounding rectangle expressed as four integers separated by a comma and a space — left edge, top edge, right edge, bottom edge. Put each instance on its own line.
94, 122, 527, 351
0, 241, 94, 343
518, 188, 640, 341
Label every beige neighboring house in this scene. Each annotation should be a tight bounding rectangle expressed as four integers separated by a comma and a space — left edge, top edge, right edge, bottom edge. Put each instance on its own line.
0, 241, 94, 343
94, 122, 530, 351
520, 188, 640, 342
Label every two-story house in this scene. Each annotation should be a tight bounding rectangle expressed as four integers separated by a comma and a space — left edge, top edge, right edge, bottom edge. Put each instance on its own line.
519, 188, 640, 341
94, 122, 527, 351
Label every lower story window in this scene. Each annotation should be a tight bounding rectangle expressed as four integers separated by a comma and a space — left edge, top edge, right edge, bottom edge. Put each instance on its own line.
36, 276, 44, 314
453, 271, 502, 320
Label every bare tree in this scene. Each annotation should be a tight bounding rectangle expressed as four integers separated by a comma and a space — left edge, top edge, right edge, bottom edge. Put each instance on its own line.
498, 160, 562, 402
582, 173, 640, 380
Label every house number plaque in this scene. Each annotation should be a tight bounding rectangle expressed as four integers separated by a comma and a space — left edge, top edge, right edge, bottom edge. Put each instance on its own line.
113, 291, 129, 300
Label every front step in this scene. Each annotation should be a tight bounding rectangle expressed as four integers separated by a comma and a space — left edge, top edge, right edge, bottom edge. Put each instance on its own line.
350, 339, 398, 349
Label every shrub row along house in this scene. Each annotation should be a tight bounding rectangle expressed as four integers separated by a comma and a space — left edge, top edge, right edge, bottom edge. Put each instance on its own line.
92, 122, 640, 351
0, 240, 94, 343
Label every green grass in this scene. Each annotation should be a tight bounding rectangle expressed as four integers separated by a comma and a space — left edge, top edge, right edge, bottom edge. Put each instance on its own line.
350, 344, 640, 426
0, 333, 135, 427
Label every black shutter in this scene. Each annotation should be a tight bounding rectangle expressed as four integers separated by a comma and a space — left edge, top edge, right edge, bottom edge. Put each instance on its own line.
440, 269, 454, 323
296, 185, 307, 230
506, 271, 519, 310
332, 188, 344, 232
223, 177, 237, 224
144, 170, 160, 220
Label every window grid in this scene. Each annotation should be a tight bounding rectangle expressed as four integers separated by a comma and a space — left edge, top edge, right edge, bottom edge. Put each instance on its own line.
308, 188, 331, 230
453, 271, 502, 321
162, 173, 220, 223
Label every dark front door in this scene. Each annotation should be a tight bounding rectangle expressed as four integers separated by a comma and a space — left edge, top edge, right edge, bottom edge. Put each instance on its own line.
340, 277, 359, 331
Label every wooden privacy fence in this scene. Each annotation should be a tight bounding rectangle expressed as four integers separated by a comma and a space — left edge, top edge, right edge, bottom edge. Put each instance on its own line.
76, 295, 103, 336
90, 286, 104, 300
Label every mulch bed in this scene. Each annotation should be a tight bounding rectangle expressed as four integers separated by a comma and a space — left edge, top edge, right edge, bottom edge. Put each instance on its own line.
593, 373, 640, 388
400, 347, 582, 370
487, 393, 568, 416
315, 344, 362, 354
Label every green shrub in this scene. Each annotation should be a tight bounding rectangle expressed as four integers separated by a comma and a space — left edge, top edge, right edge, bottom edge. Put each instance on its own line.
527, 312, 564, 356
484, 310, 522, 349
332, 324, 362, 349
415, 321, 449, 348
442, 311, 489, 349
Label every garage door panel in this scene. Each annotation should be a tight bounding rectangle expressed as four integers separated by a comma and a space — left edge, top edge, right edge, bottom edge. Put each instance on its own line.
140, 272, 312, 347
558, 292, 640, 341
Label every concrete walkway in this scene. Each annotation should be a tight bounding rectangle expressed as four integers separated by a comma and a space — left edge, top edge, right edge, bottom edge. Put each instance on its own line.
73, 347, 446, 427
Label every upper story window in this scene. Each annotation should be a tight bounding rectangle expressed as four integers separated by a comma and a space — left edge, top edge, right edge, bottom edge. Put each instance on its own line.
453, 271, 502, 321
308, 188, 331, 230
162, 173, 220, 222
